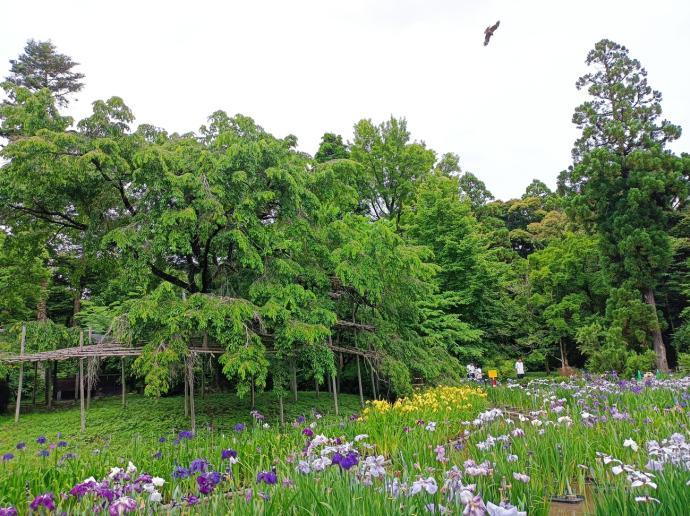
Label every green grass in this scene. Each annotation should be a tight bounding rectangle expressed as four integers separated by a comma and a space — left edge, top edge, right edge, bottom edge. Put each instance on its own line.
0, 390, 361, 452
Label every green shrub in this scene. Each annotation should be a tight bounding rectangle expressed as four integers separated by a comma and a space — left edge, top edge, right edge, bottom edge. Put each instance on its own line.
623, 349, 656, 378
524, 350, 545, 372
585, 343, 628, 373
677, 352, 690, 372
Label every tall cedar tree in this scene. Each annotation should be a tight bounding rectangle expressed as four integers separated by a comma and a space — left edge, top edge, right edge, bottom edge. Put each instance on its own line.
562, 40, 686, 371
5, 39, 84, 106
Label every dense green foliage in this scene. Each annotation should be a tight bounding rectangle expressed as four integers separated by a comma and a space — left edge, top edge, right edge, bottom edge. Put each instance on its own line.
2, 36, 690, 407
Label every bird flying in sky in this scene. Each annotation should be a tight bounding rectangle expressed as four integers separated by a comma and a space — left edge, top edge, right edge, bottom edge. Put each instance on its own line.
484, 20, 500, 46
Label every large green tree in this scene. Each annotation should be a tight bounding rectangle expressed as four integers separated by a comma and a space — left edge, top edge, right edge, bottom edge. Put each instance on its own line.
561, 40, 687, 370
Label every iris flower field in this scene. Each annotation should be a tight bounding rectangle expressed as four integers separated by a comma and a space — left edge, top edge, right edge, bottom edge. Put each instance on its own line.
1, 377, 690, 515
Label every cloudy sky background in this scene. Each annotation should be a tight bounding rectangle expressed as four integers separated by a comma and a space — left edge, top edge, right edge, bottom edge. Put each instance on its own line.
1, 0, 689, 199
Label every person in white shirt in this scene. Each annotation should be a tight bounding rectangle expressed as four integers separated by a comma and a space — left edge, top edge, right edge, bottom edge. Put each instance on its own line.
515, 358, 525, 379
475, 366, 483, 383
466, 363, 475, 380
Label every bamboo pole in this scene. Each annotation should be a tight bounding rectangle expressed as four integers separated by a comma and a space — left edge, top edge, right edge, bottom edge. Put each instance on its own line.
79, 330, 85, 432
331, 373, 339, 416
32, 362, 37, 406
184, 365, 189, 417
201, 333, 208, 399
121, 358, 127, 408
357, 355, 364, 406
188, 356, 196, 434
14, 324, 26, 423
86, 328, 92, 410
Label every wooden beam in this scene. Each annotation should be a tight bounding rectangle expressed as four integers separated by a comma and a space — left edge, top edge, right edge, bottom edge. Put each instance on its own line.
14, 324, 26, 423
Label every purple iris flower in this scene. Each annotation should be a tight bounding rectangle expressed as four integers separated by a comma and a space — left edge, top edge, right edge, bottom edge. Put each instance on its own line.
15, 443, 25, 450
173, 466, 191, 479
196, 471, 221, 495
58, 453, 76, 465
2, 453, 13, 461
302, 427, 314, 437
296, 415, 306, 424
0, 507, 18, 516
108, 496, 136, 514
30, 493, 56, 512
38, 449, 50, 458
159, 437, 167, 443
336, 452, 358, 470
153, 450, 163, 459
222, 449, 238, 460
96, 487, 115, 502
57, 441, 68, 448
178, 430, 194, 440
70, 481, 96, 499
36, 436, 47, 444
190, 458, 209, 473
234, 423, 246, 432
183, 495, 199, 506
256, 469, 278, 485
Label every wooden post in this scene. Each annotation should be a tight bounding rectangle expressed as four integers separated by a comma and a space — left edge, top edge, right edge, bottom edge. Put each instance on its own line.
201, 333, 208, 400
368, 358, 377, 399
79, 330, 85, 432
14, 324, 26, 423
121, 358, 127, 408
331, 373, 339, 416
74, 370, 78, 401
188, 356, 196, 434
184, 365, 189, 417
279, 395, 284, 426
315, 378, 319, 398
32, 362, 38, 406
357, 355, 364, 406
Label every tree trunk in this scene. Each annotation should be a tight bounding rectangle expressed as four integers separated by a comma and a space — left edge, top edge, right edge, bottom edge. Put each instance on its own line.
52, 361, 58, 403
251, 377, 256, 409
72, 289, 81, 326
315, 378, 319, 398
291, 361, 298, 402
559, 338, 569, 368
644, 287, 670, 372
37, 279, 48, 322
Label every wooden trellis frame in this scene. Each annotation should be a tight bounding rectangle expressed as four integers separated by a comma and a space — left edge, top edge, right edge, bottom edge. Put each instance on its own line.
2, 330, 381, 431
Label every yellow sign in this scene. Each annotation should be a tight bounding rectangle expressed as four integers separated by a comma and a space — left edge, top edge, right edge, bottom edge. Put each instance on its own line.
488, 370, 498, 379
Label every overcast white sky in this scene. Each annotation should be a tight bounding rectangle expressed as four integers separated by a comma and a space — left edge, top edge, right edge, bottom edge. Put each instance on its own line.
1, 0, 689, 199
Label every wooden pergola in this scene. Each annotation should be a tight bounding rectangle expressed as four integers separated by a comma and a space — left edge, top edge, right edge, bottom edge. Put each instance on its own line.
1, 323, 381, 433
